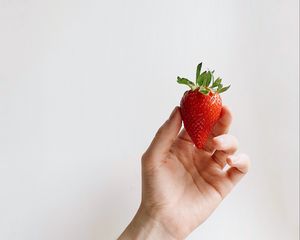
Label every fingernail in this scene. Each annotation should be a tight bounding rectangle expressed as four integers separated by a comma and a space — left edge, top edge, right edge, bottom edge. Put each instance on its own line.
169, 107, 177, 119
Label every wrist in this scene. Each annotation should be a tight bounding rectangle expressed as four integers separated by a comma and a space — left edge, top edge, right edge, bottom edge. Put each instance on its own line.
118, 205, 176, 240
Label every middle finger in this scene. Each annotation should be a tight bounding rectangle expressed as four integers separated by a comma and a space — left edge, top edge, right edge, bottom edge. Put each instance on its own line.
210, 134, 239, 167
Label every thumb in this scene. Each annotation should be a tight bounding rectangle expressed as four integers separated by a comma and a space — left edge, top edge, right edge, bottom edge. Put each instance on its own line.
146, 106, 182, 158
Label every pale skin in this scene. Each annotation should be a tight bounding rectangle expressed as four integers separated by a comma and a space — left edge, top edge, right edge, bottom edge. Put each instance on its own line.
118, 106, 251, 240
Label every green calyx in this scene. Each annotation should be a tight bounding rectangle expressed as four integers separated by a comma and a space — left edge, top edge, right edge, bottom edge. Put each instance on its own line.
177, 62, 230, 95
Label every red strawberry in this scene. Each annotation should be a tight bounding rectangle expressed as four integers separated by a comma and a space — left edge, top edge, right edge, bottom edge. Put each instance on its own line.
177, 63, 230, 149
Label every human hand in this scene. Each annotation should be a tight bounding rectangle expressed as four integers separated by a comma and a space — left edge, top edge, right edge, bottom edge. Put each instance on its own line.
118, 106, 250, 240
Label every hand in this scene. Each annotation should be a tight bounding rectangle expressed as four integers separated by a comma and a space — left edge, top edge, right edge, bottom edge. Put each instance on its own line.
119, 106, 250, 240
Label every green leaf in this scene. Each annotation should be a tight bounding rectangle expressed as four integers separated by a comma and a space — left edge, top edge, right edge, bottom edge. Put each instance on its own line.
210, 71, 215, 86
196, 63, 202, 80
218, 85, 231, 93
196, 71, 207, 86
217, 83, 223, 91
205, 71, 212, 87
212, 78, 222, 88
177, 76, 195, 89
202, 73, 207, 86
199, 86, 209, 95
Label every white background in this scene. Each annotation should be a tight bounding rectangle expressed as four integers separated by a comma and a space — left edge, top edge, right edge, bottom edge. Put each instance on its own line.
0, 0, 299, 239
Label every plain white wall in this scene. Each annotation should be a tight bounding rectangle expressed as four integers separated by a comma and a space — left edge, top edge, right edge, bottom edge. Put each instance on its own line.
0, 0, 298, 239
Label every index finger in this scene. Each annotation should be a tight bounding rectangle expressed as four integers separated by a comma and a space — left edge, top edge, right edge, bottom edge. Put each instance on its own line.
203, 105, 233, 152
211, 105, 232, 136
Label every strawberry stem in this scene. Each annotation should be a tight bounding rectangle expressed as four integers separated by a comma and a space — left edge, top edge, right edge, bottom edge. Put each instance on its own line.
177, 77, 196, 90
177, 63, 230, 94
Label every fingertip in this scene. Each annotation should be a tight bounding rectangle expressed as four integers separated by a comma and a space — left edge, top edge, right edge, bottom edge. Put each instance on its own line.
222, 105, 233, 120
219, 105, 233, 126
169, 106, 179, 119
240, 153, 251, 170
171, 106, 182, 126
149, 106, 182, 155
227, 153, 251, 173
205, 134, 231, 153
212, 135, 224, 149
211, 106, 233, 136
213, 134, 239, 151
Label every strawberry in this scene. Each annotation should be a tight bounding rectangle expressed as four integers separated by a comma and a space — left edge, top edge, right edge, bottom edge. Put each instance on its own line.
177, 63, 230, 149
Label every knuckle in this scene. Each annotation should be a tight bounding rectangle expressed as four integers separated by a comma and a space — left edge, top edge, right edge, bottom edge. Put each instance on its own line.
141, 151, 152, 164
141, 152, 148, 162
